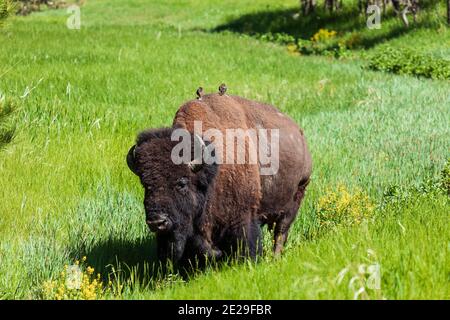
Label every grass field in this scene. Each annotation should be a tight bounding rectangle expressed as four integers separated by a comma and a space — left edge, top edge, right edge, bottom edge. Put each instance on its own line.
0, 0, 449, 299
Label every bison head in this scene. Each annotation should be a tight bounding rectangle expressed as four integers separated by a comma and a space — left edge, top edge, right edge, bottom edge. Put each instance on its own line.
126, 127, 218, 263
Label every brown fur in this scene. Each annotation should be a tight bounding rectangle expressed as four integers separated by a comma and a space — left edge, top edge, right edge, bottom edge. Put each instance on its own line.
173, 93, 312, 256
128, 92, 312, 263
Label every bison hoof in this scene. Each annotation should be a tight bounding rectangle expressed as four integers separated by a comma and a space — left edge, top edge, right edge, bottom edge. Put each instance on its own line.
207, 248, 222, 260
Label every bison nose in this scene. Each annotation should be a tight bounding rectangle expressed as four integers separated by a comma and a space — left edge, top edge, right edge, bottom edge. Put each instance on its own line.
146, 215, 172, 233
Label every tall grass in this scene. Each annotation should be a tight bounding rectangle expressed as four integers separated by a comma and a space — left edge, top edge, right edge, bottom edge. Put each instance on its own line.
0, 0, 448, 299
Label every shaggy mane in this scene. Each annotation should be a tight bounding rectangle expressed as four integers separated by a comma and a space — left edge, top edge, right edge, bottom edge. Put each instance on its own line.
136, 127, 172, 145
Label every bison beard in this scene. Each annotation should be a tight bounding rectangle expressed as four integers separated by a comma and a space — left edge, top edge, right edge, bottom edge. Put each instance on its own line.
126, 92, 312, 265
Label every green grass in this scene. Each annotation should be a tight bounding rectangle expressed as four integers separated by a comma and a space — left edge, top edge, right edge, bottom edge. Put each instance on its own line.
138, 194, 449, 299
0, 0, 449, 299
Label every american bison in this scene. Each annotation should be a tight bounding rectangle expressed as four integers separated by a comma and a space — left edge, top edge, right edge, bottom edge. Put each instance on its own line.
127, 85, 312, 264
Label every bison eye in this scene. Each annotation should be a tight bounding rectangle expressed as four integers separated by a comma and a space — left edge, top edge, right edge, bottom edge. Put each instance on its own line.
176, 177, 189, 189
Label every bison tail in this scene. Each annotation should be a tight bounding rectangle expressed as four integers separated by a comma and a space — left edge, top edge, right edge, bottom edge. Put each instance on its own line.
293, 177, 310, 203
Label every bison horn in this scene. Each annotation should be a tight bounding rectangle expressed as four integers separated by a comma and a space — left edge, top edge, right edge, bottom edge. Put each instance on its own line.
126, 145, 139, 175
188, 162, 202, 172
188, 134, 214, 172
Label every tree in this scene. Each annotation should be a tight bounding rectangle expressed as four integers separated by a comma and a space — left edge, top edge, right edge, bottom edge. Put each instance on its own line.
301, 0, 317, 15
324, 0, 341, 13
447, 0, 450, 25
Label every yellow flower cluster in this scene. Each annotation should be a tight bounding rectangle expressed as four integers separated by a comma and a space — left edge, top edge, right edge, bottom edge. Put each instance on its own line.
287, 43, 300, 56
42, 257, 111, 300
317, 184, 374, 228
311, 29, 337, 42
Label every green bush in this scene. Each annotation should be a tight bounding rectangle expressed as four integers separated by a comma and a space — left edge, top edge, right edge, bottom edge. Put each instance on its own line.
296, 29, 352, 59
0, 0, 14, 27
367, 47, 450, 80
441, 158, 450, 196
381, 159, 450, 209
256, 32, 296, 45
316, 184, 375, 230
40, 257, 123, 300
256, 30, 351, 59
0, 97, 16, 150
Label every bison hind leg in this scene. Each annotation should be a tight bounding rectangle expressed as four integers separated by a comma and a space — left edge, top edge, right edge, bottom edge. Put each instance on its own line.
273, 215, 294, 256
273, 178, 310, 255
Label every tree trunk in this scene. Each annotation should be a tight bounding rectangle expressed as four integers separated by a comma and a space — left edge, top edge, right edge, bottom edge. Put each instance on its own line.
301, 0, 316, 15
392, 0, 401, 14
324, 0, 334, 13
447, 0, 450, 25
324, 0, 341, 13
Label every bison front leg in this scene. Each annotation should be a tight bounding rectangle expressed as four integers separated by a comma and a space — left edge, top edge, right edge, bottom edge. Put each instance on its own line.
191, 234, 222, 260
249, 220, 263, 259
156, 232, 187, 264
273, 178, 310, 255
229, 220, 263, 260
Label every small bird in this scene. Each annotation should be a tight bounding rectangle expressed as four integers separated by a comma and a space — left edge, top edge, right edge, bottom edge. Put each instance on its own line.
196, 87, 204, 100
218, 83, 227, 96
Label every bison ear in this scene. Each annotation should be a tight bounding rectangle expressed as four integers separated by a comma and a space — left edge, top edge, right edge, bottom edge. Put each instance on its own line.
126, 145, 139, 176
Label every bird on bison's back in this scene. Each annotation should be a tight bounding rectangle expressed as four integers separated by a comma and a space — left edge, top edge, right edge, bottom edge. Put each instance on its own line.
126, 85, 312, 265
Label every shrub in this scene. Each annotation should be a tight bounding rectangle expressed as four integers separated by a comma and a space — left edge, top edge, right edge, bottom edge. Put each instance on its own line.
257, 32, 296, 45
310, 28, 337, 42
367, 47, 450, 80
252, 29, 353, 59
41, 257, 113, 300
342, 32, 363, 49
297, 29, 350, 58
0, 0, 14, 27
317, 184, 375, 229
0, 97, 16, 150
381, 159, 450, 208
440, 158, 450, 196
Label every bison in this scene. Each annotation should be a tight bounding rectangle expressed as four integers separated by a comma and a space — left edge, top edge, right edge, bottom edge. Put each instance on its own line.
126, 86, 312, 264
